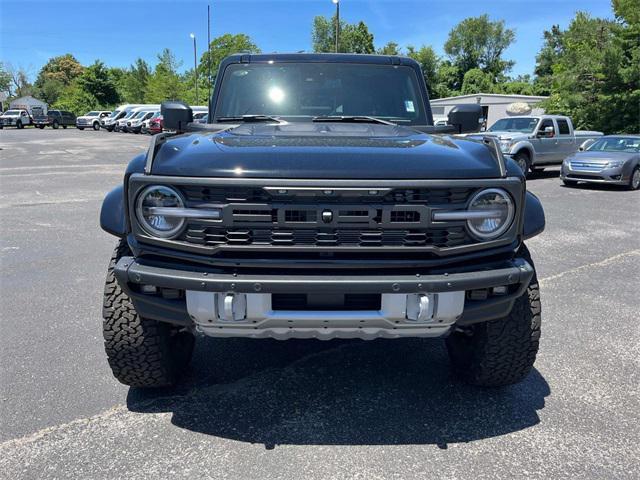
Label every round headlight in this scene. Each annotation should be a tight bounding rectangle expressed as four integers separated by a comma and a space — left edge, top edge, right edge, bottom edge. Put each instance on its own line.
135, 185, 185, 238
466, 188, 514, 240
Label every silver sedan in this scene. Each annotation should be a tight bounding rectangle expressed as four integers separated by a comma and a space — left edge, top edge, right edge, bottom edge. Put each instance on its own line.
560, 135, 640, 190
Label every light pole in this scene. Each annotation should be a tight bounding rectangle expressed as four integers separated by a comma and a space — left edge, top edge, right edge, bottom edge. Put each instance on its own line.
332, 0, 339, 53
190, 33, 198, 104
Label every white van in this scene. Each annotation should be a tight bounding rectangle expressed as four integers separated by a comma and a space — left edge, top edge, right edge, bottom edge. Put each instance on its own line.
101, 104, 158, 132
115, 106, 159, 132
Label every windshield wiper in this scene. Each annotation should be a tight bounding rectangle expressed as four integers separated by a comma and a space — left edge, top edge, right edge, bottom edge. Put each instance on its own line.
215, 115, 283, 123
312, 115, 396, 125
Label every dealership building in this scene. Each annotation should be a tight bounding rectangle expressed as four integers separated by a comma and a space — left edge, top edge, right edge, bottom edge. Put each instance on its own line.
430, 93, 548, 128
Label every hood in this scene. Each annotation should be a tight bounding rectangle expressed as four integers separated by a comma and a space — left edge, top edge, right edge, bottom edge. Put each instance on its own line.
151, 123, 504, 179
567, 150, 638, 164
2, 113, 20, 118
482, 131, 530, 141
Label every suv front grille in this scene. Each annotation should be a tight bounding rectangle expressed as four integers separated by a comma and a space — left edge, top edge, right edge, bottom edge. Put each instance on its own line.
169, 185, 480, 251
182, 225, 470, 249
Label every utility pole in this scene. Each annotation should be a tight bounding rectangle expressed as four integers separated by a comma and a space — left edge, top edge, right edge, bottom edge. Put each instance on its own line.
190, 33, 198, 104
332, 0, 340, 53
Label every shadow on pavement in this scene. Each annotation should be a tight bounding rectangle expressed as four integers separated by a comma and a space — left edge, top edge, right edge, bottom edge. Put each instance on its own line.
127, 337, 550, 447
527, 168, 559, 180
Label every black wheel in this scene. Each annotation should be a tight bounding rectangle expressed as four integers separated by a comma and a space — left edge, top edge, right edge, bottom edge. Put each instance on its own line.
93, 122, 100, 131
38, 124, 45, 129
446, 245, 541, 387
513, 151, 531, 176
628, 167, 640, 191
102, 239, 195, 388
62, 125, 67, 129
52, 120, 59, 129
77, 126, 84, 131
562, 179, 578, 187
107, 126, 114, 132
16, 120, 23, 129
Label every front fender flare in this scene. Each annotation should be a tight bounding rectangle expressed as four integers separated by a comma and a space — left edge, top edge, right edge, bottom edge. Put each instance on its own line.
100, 185, 127, 237
523, 191, 545, 239
509, 141, 535, 163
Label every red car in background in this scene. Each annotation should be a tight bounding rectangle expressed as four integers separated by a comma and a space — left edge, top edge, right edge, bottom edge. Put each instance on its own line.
147, 115, 163, 134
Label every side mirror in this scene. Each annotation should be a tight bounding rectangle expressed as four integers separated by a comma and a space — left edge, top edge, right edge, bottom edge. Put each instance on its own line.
447, 104, 483, 133
161, 101, 193, 133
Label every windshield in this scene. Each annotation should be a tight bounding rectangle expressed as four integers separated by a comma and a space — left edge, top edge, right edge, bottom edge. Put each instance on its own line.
109, 110, 121, 118
86, 111, 98, 116
133, 111, 147, 119
587, 137, 640, 153
4, 110, 20, 115
215, 63, 427, 125
489, 117, 539, 133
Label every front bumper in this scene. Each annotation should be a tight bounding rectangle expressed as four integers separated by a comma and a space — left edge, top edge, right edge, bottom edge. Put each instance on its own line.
561, 164, 628, 185
114, 256, 534, 340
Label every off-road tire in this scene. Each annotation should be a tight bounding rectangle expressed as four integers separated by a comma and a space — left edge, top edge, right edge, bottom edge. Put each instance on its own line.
562, 179, 578, 187
628, 167, 640, 191
102, 239, 195, 388
446, 245, 541, 387
513, 151, 531, 176
52, 120, 59, 129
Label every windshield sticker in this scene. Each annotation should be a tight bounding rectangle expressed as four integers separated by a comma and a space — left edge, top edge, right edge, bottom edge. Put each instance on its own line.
405, 100, 415, 113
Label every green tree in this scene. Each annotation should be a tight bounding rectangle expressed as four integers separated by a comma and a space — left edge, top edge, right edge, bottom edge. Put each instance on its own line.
461, 68, 494, 94
444, 15, 515, 85
406, 45, 442, 98
198, 33, 260, 85
377, 41, 401, 55
77, 60, 119, 106
533, 25, 564, 94
0, 63, 11, 94
145, 48, 184, 103
4, 63, 33, 98
54, 80, 99, 115
120, 58, 150, 103
33, 54, 83, 103
312, 16, 374, 53
539, 11, 637, 133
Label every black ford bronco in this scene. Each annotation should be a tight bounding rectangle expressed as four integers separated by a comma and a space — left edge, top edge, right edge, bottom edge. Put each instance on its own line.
100, 54, 545, 388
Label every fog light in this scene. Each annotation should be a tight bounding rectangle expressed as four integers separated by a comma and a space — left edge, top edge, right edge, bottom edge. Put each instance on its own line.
492, 286, 508, 296
140, 285, 158, 295
468, 289, 488, 301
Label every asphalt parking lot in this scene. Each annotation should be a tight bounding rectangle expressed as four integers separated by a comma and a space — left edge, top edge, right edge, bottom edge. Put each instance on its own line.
0, 128, 638, 479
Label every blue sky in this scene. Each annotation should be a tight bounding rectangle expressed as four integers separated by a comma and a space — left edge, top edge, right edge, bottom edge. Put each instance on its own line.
1, 0, 614, 81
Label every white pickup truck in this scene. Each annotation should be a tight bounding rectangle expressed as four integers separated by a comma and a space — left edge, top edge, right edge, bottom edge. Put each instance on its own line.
484, 115, 603, 174
0, 109, 33, 129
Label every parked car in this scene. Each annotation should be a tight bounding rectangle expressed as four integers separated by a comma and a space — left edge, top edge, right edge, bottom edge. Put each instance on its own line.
33, 109, 76, 129
77, 110, 111, 131
102, 104, 158, 131
99, 53, 546, 390
0, 109, 33, 129
193, 112, 208, 123
126, 110, 157, 134
141, 112, 162, 134
115, 108, 145, 132
561, 135, 640, 190
483, 115, 603, 175
147, 115, 163, 134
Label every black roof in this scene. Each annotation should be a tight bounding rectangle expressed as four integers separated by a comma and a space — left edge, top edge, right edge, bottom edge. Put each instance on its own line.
221, 52, 420, 68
